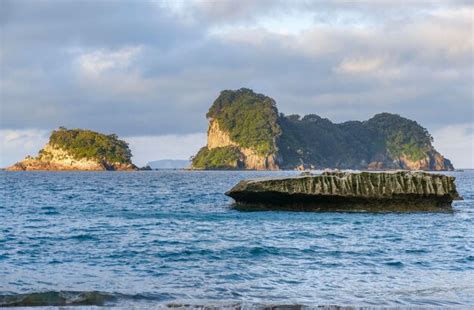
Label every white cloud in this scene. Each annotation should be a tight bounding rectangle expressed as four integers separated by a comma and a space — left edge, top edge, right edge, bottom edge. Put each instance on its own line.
77, 46, 143, 76
0, 129, 50, 167
336, 56, 385, 74
126, 133, 207, 166
2, 0, 473, 167
74, 46, 157, 97
432, 123, 474, 169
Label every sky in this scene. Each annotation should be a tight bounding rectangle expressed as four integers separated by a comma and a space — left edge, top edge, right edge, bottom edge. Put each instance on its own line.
1, 0, 473, 168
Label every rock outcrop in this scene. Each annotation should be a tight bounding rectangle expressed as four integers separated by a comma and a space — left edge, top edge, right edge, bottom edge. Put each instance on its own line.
226, 171, 462, 212
394, 153, 452, 171
192, 88, 281, 170
6, 128, 137, 171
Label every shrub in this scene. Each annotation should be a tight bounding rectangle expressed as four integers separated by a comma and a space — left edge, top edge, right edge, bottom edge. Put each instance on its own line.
191, 146, 242, 169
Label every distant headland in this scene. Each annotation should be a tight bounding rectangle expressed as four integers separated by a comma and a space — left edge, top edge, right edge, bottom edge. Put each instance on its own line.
146, 160, 190, 170
6, 127, 137, 171
191, 88, 453, 171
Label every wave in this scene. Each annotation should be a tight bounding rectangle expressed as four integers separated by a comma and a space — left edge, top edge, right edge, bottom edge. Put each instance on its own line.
0, 291, 116, 307
0, 291, 364, 309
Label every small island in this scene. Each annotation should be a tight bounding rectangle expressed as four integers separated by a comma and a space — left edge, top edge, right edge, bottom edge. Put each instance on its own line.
6, 127, 137, 171
226, 171, 462, 212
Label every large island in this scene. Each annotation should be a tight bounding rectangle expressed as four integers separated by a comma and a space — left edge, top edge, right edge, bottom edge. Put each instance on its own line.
226, 171, 462, 212
192, 88, 453, 171
6, 127, 137, 171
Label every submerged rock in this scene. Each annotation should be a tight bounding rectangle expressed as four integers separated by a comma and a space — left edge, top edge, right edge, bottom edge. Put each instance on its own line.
226, 171, 462, 212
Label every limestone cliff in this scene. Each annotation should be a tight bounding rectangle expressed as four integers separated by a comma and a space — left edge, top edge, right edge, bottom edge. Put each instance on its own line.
226, 171, 462, 212
206, 119, 279, 170
394, 153, 453, 171
191, 88, 281, 170
7, 128, 137, 171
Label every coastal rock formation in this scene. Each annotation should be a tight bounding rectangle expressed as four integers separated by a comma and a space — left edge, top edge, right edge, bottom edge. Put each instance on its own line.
7, 128, 137, 171
192, 89, 281, 170
226, 171, 462, 212
191, 88, 454, 171
394, 153, 451, 171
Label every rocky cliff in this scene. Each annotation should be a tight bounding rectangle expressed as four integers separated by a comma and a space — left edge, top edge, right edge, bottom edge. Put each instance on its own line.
192, 88, 454, 171
192, 88, 281, 170
206, 119, 279, 170
396, 153, 451, 171
226, 171, 462, 212
7, 128, 137, 171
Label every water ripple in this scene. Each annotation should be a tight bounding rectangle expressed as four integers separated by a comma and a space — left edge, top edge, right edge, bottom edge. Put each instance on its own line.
0, 170, 473, 307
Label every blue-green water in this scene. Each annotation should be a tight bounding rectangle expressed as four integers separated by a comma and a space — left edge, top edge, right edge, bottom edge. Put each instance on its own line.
0, 170, 473, 308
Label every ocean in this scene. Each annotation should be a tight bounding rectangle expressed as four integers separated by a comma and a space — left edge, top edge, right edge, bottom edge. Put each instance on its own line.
0, 170, 473, 308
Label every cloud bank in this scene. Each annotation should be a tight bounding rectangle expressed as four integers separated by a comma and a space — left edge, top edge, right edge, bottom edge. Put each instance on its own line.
1, 0, 473, 167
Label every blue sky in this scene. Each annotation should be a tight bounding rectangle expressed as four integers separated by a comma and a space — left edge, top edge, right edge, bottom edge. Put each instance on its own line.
1, 0, 473, 167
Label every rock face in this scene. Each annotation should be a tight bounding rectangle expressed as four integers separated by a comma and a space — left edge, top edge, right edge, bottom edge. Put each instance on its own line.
207, 119, 279, 170
395, 153, 452, 171
6, 128, 137, 171
192, 88, 281, 170
226, 171, 462, 212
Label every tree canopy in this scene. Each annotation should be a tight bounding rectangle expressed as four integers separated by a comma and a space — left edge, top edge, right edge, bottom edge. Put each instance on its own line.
207, 88, 281, 154
49, 127, 133, 164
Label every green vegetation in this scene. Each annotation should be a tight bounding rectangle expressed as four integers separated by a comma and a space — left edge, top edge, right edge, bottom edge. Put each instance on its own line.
191, 146, 242, 169
278, 112, 435, 168
278, 115, 376, 168
365, 113, 432, 161
48, 127, 133, 164
207, 88, 281, 154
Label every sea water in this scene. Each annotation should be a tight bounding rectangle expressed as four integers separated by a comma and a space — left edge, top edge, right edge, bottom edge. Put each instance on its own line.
0, 170, 473, 308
